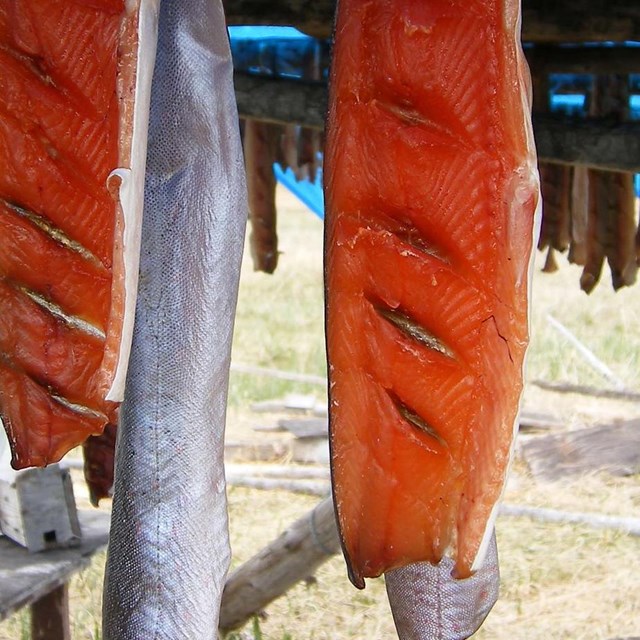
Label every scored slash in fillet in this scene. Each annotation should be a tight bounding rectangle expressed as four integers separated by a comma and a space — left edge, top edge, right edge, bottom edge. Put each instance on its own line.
0, 0, 157, 467
325, 0, 540, 586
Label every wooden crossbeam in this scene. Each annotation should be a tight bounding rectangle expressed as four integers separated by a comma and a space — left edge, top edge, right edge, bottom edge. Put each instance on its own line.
534, 114, 640, 173
223, 0, 640, 42
528, 45, 640, 74
235, 73, 640, 172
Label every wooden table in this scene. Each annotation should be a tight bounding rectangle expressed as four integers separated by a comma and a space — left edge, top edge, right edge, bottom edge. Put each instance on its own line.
0, 509, 110, 640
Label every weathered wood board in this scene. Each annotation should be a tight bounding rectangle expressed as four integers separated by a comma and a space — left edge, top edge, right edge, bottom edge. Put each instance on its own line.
0, 509, 110, 621
250, 393, 327, 415
277, 417, 327, 439
518, 411, 564, 433
522, 419, 640, 481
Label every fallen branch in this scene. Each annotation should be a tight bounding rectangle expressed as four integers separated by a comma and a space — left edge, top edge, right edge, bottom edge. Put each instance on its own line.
227, 475, 329, 496
546, 314, 627, 390
499, 504, 640, 536
219, 491, 640, 634
231, 362, 327, 386
219, 496, 340, 632
531, 379, 640, 402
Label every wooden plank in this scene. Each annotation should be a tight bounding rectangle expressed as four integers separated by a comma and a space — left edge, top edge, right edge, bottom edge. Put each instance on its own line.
224, 440, 291, 463
510, 115, 640, 172
0, 509, 110, 621
223, 0, 640, 42
522, 0, 640, 43
518, 410, 563, 433
223, 0, 335, 38
277, 417, 327, 439
250, 393, 326, 415
31, 584, 70, 640
522, 420, 640, 482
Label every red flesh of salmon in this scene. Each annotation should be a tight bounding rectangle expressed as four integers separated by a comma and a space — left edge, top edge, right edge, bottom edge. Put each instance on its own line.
0, 1, 139, 468
325, 0, 539, 586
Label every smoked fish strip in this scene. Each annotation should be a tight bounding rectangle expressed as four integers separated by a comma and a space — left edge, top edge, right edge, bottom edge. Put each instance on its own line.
0, 0, 158, 467
244, 118, 279, 274
325, 0, 540, 586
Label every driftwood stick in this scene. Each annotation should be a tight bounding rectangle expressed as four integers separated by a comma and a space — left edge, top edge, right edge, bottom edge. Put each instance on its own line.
227, 476, 329, 496
226, 463, 329, 480
500, 504, 640, 536
546, 314, 627, 389
531, 379, 640, 401
230, 362, 327, 386
219, 496, 340, 632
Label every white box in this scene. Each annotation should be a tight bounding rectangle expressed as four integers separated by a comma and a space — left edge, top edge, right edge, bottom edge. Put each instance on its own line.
0, 463, 81, 552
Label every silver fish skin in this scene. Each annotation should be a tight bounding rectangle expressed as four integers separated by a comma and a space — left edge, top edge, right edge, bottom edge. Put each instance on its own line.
102, 0, 247, 637
385, 531, 499, 640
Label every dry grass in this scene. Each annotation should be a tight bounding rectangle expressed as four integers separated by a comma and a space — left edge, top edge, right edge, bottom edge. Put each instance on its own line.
1, 187, 639, 639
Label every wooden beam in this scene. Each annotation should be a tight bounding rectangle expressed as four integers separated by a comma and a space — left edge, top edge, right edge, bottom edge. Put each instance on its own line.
235, 73, 325, 129
224, 0, 640, 42
235, 74, 640, 172
534, 114, 640, 172
223, 0, 335, 38
522, 0, 640, 43
31, 584, 70, 640
527, 45, 640, 74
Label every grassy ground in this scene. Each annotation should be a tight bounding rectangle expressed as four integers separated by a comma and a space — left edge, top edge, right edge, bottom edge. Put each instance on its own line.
1, 187, 638, 639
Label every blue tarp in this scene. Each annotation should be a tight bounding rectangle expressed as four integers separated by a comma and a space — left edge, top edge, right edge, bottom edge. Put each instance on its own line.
273, 165, 324, 220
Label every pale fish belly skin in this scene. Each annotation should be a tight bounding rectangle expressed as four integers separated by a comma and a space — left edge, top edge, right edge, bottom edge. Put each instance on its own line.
102, 0, 248, 637
385, 532, 499, 640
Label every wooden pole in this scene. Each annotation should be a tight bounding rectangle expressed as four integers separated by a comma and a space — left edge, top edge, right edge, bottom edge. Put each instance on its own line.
528, 45, 640, 75
499, 504, 640, 536
234, 74, 640, 173
531, 379, 640, 401
31, 584, 71, 640
219, 496, 340, 632
223, 0, 640, 42
234, 73, 326, 129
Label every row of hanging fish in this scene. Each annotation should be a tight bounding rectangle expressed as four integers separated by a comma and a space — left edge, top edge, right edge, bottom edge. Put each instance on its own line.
537, 74, 639, 292
243, 79, 639, 294
0, 1, 635, 639
241, 119, 323, 274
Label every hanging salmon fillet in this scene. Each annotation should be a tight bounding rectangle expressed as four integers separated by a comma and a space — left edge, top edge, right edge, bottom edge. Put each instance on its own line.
325, 0, 540, 586
0, 0, 158, 468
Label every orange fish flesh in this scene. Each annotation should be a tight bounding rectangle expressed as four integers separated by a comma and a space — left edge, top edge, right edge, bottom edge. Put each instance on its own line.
0, 0, 156, 467
325, 0, 540, 586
